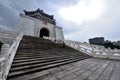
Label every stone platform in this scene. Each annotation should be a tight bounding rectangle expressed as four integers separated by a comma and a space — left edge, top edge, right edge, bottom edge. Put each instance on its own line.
9, 58, 120, 80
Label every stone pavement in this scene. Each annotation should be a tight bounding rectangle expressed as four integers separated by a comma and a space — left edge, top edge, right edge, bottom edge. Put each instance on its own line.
9, 58, 120, 80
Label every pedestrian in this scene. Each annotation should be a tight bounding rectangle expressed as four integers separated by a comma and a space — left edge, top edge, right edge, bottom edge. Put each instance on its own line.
63, 41, 65, 48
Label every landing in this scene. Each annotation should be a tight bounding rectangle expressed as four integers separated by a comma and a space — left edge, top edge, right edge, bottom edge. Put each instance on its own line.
9, 58, 120, 80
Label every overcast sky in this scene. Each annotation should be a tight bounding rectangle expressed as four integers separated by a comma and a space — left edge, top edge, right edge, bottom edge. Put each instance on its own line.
0, 0, 120, 42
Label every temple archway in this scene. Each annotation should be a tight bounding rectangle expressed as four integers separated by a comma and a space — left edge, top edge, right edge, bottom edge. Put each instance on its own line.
40, 28, 49, 37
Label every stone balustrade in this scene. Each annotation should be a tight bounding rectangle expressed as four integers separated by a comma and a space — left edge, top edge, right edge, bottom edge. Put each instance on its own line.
0, 33, 23, 80
65, 40, 120, 60
43, 36, 55, 42
0, 57, 6, 79
0, 28, 19, 44
43, 36, 63, 43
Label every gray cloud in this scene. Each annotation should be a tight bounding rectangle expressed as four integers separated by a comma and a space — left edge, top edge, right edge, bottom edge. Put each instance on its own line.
0, 0, 78, 27
63, 0, 120, 42
0, 0, 18, 27
0, 0, 120, 42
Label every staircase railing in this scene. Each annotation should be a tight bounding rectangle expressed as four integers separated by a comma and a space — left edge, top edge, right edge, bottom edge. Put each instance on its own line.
43, 36, 63, 43
0, 33, 23, 80
65, 40, 120, 60
0, 28, 18, 44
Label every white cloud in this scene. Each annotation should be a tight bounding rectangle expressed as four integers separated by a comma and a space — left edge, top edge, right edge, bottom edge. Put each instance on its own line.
58, 0, 120, 42
59, 0, 104, 25
0, 0, 120, 42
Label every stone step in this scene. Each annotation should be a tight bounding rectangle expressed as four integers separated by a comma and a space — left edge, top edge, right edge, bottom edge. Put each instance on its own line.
21, 39, 49, 42
20, 39, 53, 44
13, 56, 68, 63
14, 52, 88, 59
16, 53, 89, 58
15, 51, 53, 55
7, 35, 91, 80
15, 53, 57, 57
19, 43, 61, 47
16, 50, 83, 54
14, 54, 69, 58
14, 55, 85, 60
14, 55, 64, 60
15, 52, 83, 56
14, 51, 88, 59
8, 58, 85, 78
18, 45, 74, 49
10, 56, 87, 72
12, 56, 79, 67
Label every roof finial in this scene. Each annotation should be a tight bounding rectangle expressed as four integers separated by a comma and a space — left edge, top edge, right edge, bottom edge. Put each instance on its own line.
37, 8, 44, 13
38, 8, 40, 11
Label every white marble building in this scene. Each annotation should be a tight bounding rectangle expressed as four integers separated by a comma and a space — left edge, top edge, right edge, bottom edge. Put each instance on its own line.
15, 8, 64, 41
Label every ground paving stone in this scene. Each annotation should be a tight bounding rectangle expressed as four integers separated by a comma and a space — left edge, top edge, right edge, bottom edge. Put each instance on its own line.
8, 58, 120, 80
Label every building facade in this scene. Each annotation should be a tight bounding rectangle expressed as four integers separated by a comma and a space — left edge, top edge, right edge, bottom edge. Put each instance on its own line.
89, 37, 105, 44
15, 8, 64, 41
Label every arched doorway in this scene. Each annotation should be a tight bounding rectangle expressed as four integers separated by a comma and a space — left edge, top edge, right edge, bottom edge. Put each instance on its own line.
40, 28, 49, 37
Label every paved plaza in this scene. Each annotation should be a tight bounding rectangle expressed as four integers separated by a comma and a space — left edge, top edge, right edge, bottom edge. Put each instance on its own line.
10, 58, 120, 80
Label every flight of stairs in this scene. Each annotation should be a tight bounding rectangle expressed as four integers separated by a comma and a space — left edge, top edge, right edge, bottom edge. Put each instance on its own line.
7, 35, 91, 79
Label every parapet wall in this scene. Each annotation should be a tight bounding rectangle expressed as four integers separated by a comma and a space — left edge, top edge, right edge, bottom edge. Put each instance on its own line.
0, 28, 19, 44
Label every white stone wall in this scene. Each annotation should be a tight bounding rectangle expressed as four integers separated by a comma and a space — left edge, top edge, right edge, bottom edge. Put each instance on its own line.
15, 14, 35, 36
55, 26, 64, 41
34, 19, 56, 38
15, 13, 64, 41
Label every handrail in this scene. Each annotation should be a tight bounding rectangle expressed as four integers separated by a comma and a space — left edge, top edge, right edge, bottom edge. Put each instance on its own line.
65, 40, 120, 60
43, 36, 63, 43
0, 58, 6, 63
0, 57, 6, 79
0, 33, 23, 80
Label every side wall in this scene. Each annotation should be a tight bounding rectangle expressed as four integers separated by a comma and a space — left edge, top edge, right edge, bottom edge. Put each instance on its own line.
15, 14, 35, 36
55, 26, 64, 41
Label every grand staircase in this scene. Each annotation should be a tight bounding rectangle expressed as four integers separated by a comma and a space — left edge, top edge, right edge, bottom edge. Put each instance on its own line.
7, 35, 91, 80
